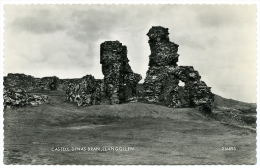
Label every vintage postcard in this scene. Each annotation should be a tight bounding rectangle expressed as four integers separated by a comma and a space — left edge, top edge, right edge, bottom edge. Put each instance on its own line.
1, 0, 259, 167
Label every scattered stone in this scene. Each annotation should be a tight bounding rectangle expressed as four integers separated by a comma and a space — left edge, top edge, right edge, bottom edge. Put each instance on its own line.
3, 88, 49, 109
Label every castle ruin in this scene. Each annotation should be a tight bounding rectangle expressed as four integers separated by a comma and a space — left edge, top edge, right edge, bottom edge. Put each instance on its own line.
143, 26, 214, 112
100, 41, 142, 104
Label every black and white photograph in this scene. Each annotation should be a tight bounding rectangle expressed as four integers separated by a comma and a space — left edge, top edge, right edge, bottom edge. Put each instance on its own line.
1, 1, 259, 166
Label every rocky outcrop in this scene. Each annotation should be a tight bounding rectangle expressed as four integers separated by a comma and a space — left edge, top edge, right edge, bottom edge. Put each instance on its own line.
144, 26, 214, 113
100, 41, 142, 104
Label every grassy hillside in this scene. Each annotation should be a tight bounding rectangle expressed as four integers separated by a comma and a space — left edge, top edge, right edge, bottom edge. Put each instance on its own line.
212, 94, 256, 112
137, 83, 256, 127
4, 90, 256, 164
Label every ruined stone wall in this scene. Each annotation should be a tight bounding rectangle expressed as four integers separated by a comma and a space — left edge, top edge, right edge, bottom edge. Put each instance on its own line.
65, 75, 102, 106
4, 73, 104, 93
58, 78, 82, 91
4, 73, 59, 91
4, 27, 213, 111
100, 41, 142, 104
174, 66, 214, 110
143, 26, 181, 107
144, 26, 214, 112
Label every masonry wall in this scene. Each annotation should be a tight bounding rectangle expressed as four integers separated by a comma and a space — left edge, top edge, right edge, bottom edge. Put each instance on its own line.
143, 26, 214, 112
100, 41, 142, 104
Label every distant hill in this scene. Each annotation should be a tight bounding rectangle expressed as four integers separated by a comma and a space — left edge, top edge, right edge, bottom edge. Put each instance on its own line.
212, 94, 256, 112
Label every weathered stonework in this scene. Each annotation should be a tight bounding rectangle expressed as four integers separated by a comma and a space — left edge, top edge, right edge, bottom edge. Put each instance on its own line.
4, 73, 59, 91
65, 75, 102, 106
100, 41, 142, 104
144, 26, 214, 113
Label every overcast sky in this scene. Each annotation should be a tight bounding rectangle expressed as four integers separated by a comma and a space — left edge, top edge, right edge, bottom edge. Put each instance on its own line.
3, 5, 257, 103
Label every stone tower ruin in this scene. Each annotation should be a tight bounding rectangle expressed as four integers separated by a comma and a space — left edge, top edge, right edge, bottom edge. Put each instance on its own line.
144, 26, 214, 112
100, 41, 142, 104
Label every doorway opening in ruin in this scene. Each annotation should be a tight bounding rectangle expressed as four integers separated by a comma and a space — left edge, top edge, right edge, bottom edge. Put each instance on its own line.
178, 81, 186, 107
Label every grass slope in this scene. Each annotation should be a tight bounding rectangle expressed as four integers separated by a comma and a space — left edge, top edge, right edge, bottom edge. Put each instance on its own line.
137, 84, 257, 128
4, 90, 256, 164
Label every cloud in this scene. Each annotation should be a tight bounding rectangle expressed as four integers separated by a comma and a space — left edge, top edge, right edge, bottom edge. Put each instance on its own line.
195, 5, 256, 28
10, 9, 66, 34
66, 7, 129, 43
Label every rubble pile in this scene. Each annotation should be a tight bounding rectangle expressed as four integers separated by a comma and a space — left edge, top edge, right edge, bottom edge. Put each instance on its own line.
3, 88, 49, 109
100, 41, 142, 104
65, 75, 102, 106
144, 26, 214, 112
